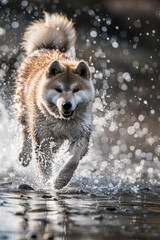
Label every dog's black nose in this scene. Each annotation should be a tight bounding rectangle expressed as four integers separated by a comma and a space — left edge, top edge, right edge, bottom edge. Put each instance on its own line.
62, 101, 72, 111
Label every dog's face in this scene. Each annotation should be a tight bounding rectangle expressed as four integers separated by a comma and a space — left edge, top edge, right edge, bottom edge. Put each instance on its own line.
42, 60, 94, 119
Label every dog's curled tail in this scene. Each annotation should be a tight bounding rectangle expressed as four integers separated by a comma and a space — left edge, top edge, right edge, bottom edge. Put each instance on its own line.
22, 12, 76, 55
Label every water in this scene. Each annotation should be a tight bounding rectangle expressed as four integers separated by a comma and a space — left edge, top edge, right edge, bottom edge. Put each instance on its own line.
1, 188, 160, 239
1, 0, 160, 239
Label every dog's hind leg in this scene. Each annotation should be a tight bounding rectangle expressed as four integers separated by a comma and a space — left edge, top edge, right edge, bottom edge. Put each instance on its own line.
19, 125, 32, 167
34, 138, 53, 178
54, 137, 89, 189
34, 137, 61, 179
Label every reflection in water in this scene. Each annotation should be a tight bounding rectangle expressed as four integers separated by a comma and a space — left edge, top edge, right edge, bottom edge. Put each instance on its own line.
1, 189, 160, 240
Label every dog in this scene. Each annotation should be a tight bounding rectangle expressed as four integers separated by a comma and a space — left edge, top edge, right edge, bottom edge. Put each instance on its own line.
14, 12, 95, 189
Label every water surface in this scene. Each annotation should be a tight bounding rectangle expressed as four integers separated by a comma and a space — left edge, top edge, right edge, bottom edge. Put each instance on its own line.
1, 184, 160, 240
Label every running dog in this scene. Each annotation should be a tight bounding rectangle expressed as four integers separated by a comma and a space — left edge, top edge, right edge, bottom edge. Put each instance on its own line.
14, 12, 94, 189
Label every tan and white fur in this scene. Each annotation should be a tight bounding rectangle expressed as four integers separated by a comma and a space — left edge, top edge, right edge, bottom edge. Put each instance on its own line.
14, 12, 94, 189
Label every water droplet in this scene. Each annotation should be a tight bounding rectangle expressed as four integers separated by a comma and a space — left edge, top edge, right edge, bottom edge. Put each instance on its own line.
90, 30, 97, 38
112, 42, 118, 48
12, 21, 19, 29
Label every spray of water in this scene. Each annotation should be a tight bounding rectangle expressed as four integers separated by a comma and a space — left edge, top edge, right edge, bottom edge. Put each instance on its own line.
1, 95, 159, 196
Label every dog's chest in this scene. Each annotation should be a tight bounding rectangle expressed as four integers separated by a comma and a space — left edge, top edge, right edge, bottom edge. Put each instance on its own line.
35, 115, 88, 142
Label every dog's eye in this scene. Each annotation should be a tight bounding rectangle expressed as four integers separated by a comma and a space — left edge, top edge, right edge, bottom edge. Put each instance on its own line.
55, 88, 62, 93
73, 88, 79, 93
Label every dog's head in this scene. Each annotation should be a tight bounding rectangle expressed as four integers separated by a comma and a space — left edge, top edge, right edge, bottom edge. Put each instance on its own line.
40, 60, 94, 119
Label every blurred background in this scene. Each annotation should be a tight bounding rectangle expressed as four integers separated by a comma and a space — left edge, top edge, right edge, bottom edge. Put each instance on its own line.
0, 0, 160, 184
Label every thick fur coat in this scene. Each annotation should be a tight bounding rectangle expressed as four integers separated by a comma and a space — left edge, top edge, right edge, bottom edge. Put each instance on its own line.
14, 12, 94, 189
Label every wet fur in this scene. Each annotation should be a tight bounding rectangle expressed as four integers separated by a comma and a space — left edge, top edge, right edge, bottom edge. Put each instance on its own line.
14, 13, 94, 189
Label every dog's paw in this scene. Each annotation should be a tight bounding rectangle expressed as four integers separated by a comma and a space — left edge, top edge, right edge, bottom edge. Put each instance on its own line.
54, 175, 69, 189
19, 151, 32, 167
54, 175, 71, 189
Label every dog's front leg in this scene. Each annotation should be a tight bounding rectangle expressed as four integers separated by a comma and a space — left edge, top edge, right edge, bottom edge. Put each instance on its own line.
54, 137, 89, 189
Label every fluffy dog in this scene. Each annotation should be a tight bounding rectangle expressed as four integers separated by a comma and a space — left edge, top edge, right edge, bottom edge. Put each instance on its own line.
14, 12, 94, 189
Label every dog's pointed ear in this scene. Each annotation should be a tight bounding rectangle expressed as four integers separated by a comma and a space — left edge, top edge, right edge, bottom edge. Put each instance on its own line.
47, 61, 63, 77
74, 61, 90, 79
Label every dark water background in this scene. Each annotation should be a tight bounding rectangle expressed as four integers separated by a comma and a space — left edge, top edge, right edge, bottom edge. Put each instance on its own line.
0, 0, 160, 239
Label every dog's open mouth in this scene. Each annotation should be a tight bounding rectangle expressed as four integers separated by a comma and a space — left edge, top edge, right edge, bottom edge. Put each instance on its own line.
61, 111, 73, 118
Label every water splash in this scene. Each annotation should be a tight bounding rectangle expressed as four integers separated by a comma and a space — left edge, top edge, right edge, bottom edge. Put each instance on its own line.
1, 98, 160, 196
